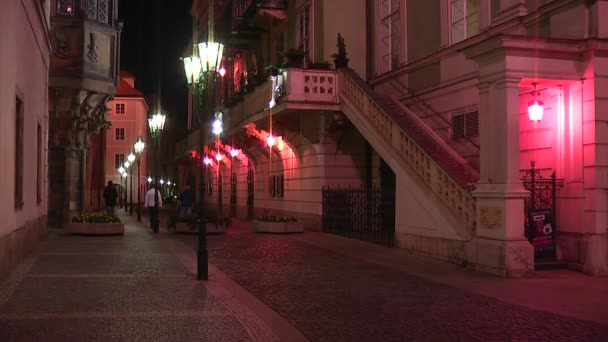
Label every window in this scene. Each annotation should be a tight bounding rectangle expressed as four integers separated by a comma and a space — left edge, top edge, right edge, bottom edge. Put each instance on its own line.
114, 154, 125, 169
451, 111, 479, 139
15, 97, 24, 208
57, 0, 74, 15
115, 103, 125, 114
115, 127, 125, 140
450, 0, 479, 44
297, 2, 311, 57
381, 0, 400, 73
37, 124, 42, 203
231, 172, 237, 204
87, 0, 110, 24
269, 174, 284, 198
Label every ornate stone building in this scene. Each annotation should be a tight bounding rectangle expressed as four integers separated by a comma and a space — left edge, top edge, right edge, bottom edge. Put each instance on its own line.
48, 0, 121, 227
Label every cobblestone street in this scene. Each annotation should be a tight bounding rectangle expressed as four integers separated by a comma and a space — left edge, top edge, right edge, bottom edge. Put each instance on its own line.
174, 221, 608, 342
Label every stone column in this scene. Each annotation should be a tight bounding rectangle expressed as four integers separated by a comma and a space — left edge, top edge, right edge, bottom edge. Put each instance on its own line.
48, 89, 110, 228
466, 75, 533, 277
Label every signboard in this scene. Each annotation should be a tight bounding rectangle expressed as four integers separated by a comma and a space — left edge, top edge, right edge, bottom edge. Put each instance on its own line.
527, 209, 554, 257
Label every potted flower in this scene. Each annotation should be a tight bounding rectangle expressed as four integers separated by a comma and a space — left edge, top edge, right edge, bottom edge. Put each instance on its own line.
265, 64, 285, 77
168, 208, 230, 234
69, 212, 124, 235
283, 48, 305, 68
252, 215, 304, 233
331, 33, 349, 69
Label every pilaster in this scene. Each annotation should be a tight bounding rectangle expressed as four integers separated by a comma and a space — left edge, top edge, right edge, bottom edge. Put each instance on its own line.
466, 76, 533, 277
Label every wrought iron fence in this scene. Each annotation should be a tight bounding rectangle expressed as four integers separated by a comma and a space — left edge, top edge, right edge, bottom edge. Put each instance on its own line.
322, 186, 395, 246
520, 161, 564, 258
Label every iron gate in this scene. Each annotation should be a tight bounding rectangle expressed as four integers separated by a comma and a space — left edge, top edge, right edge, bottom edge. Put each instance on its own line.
322, 186, 395, 246
520, 161, 564, 258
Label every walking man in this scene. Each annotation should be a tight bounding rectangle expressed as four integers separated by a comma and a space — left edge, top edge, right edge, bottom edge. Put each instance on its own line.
145, 182, 163, 233
103, 181, 118, 216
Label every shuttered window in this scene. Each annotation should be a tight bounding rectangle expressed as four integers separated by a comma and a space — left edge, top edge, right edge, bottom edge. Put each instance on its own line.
451, 111, 478, 140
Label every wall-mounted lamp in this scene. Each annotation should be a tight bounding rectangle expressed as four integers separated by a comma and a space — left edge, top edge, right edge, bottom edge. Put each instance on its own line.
528, 82, 544, 122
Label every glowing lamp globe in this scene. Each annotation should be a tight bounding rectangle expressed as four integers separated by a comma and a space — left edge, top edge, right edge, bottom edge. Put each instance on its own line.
215, 154, 223, 161
212, 118, 223, 135
160, 179, 164, 185
122, 171, 127, 177
266, 135, 276, 147
528, 99, 544, 122
230, 149, 238, 157
219, 67, 226, 77
147, 177, 152, 183
204, 157, 211, 165
127, 152, 136, 163
118, 166, 125, 174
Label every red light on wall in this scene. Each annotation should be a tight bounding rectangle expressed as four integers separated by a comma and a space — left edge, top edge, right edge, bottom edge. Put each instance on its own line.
528, 82, 544, 122
191, 150, 198, 159
230, 149, 238, 157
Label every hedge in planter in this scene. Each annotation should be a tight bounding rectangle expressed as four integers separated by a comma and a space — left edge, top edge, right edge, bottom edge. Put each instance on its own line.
69, 212, 124, 235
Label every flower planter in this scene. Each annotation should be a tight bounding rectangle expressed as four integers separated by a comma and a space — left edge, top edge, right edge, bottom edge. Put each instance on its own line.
69, 222, 124, 235
252, 220, 304, 234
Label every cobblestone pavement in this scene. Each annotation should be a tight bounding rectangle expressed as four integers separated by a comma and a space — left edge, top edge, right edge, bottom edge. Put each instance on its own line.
0, 215, 252, 342
173, 223, 608, 342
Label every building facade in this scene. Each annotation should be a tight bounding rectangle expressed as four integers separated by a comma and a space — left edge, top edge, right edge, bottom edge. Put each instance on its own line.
0, 0, 51, 277
105, 71, 149, 207
48, 0, 121, 227
176, 0, 608, 277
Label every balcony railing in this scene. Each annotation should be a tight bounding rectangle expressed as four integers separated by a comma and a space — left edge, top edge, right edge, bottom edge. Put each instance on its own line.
281, 68, 339, 104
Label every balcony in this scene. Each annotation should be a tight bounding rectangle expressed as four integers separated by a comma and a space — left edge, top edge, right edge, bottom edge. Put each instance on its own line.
175, 68, 340, 158
243, 0, 288, 20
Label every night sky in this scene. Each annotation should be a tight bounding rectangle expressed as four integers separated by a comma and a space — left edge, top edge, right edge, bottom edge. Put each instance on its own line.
118, 0, 193, 133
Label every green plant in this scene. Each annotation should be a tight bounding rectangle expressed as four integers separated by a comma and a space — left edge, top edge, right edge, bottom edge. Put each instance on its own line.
283, 48, 305, 58
72, 212, 121, 224
330, 33, 348, 60
256, 215, 297, 222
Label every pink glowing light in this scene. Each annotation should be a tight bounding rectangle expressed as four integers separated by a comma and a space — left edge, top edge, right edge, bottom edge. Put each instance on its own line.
215, 153, 223, 161
528, 99, 544, 122
203, 157, 211, 165
219, 67, 226, 77
266, 135, 275, 147
230, 149, 238, 157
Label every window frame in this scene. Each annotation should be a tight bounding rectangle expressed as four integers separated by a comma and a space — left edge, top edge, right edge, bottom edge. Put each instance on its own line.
449, 0, 479, 44
114, 153, 125, 170
115, 127, 125, 141
15, 96, 24, 209
297, 1, 313, 59
115, 103, 125, 115
380, 0, 400, 73
451, 111, 479, 140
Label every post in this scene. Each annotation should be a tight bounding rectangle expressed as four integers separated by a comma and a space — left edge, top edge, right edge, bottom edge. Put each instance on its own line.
137, 157, 142, 221
129, 165, 134, 215
124, 170, 128, 212
196, 80, 209, 280
154, 138, 159, 233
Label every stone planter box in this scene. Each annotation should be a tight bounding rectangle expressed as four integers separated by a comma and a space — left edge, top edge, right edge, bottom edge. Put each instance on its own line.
69, 222, 124, 235
252, 220, 304, 234
170, 222, 226, 235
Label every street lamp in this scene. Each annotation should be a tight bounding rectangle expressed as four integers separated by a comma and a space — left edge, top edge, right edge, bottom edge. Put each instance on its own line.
118, 167, 125, 208
148, 112, 166, 233
184, 36, 224, 281
134, 136, 145, 221
123, 160, 131, 213
128, 152, 136, 215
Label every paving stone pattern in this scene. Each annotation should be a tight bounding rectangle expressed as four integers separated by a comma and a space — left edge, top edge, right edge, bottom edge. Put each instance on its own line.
0, 223, 251, 342
175, 227, 608, 342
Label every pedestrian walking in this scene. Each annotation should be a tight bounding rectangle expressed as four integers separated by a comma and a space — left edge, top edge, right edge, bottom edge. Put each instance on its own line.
179, 185, 194, 216
145, 182, 163, 233
102, 181, 118, 216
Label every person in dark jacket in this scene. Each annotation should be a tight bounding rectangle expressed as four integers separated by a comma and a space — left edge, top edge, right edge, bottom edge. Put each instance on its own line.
179, 185, 195, 216
103, 181, 118, 216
